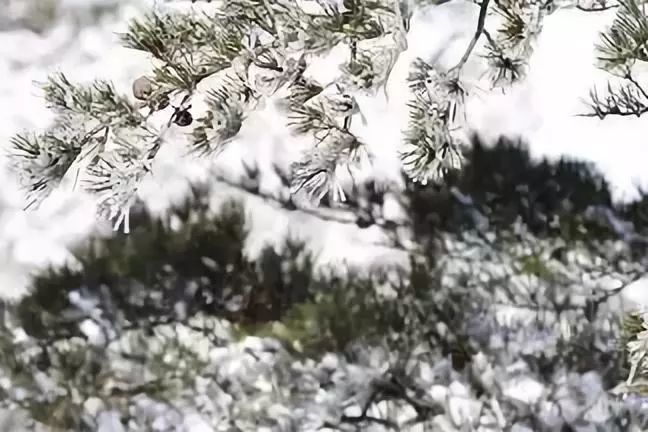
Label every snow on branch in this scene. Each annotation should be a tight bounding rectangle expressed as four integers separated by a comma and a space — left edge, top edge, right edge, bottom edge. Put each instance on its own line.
596, 0, 648, 73
10, 0, 648, 230
401, 59, 466, 184
582, 0, 648, 118
583, 80, 648, 117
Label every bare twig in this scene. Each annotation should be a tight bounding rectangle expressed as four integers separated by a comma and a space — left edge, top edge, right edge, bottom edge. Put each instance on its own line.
626, 70, 648, 101
576, 3, 619, 11
452, 0, 491, 72
578, 105, 648, 118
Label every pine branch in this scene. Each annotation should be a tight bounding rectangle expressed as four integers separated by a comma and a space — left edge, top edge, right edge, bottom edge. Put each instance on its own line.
288, 100, 340, 137
43, 73, 143, 127
213, 169, 383, 226
481, 0, 553, 86
482, 28, 525, 86
452, 0, 491, 72
286, 87, 368, 206
210, 168, 415, 257
191, 75, 248, 156
284, 76, 325, 109
121, 12, 244, 92
221, 0, 294, 36
626, 314, 648, 387
121, 12, 241, 63
9, 132, 82, 209
300, 0, 387, 53
576, 1, 619, 12
580, 81, 648, 118
9, 72, 166, 217
341, 27, 407, 96
83, 128, 161, 233
17, 0, 626, 232
401, 59, 465, 185
289, 136, 365, 205
341, 49, 379, 90
8, 119, 110, 209
596, 0, 648, 73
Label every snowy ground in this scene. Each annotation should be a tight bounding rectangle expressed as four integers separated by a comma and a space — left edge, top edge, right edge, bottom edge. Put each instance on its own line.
1, 0, 647, 302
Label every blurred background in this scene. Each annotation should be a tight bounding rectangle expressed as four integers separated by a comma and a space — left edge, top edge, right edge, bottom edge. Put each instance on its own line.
2, 0, 648, 430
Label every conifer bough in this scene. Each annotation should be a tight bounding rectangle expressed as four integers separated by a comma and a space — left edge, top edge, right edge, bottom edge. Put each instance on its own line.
6, 0, 646, 227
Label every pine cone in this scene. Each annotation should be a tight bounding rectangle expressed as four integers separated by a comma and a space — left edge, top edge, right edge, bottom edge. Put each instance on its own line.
132, 76, 153, 101
174, 109, 193, 127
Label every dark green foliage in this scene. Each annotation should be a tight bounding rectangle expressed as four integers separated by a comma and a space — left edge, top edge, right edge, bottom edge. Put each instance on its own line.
620, 189, 648, 239
236, 267, 413, 356
14, 185, 315, 344
234, 254, 478, 365
235, 283, 363, 356
405, 134, 624, 242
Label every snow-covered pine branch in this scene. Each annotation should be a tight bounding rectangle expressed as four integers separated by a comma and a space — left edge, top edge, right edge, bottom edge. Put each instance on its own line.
401, 59, 466, 184
584, 0, 648, 119
6, 0, 560, 228
626, 312, 648, 394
